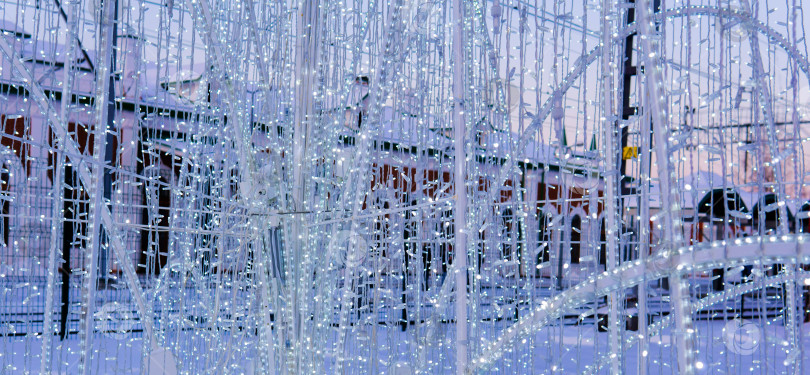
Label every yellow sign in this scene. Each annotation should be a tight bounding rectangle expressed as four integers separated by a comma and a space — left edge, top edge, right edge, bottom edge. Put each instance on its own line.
622, 146, 638, 160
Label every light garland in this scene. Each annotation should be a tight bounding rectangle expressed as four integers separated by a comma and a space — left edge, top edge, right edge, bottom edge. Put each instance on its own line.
0, 0, 807, 374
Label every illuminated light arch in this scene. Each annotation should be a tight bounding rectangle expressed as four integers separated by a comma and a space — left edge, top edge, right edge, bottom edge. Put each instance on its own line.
469, 235, 810, 372
584, 270, 809, 375
466, 10, 810, 370
486, 5, 810, 211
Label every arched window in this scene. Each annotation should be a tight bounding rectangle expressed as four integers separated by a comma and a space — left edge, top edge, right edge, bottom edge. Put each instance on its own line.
570, 215, 581, 264
697, 188, 748, 240
752, 193, 791, 235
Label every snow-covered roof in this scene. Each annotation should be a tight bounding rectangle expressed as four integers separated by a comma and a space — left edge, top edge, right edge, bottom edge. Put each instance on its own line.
336, 104, 597, 174
631, 172, 802, 220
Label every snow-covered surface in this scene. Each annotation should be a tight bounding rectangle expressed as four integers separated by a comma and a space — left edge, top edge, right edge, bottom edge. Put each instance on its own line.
1, 268, 807, 374
3, 319, 808, 374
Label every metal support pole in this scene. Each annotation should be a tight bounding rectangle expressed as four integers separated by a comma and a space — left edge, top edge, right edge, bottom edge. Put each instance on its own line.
554, 98, 568, 291
98, 0, 119, 289
40, 0, 77, 372
626, 5, 659, 373
78, 0, 115, 372
635, 0, 695, 373
600, 1, 622, 374
41, 151, 64, 372
287, 0, 319, 371
619, 0, 638, 198
637, 95, 652, 375
618, 5, 658, 372
452, 0, 468, 373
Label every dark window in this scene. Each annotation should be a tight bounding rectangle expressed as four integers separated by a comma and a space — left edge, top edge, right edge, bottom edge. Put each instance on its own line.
599, 219, 607, 266
0, 165, 8, 246
1, 115, 30, 175
537, 210, 550, 265
570, 215, 581, 264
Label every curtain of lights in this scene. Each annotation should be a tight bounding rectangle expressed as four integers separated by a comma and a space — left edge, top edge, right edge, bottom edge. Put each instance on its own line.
0, 0, 809, 374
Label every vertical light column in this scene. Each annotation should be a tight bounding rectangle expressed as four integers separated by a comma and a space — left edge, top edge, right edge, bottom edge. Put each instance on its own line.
41, 135, 64, 374
191, 0, 287, 370
637, 99, 652, 375
635, 0, 695, 374
254, 222, 278, 373
78, 0, 115, 373
291, 0, 319, 220
451, 0, 468, 373
98, 0, 121, 289
289, 0, 319, 372
599, 1, 622, 374
788, 2, 804, 373
40, 0, 78, 372
192, 0, 261, 203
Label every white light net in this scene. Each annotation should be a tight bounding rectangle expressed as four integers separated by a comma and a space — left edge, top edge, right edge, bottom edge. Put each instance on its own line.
0, 0, 809, 374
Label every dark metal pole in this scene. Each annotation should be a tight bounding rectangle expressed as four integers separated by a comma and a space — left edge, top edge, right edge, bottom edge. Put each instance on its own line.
619, 0, 639, 201
59, 166, 74, 339
98, 0, 119, 287
619, 0, 661, 254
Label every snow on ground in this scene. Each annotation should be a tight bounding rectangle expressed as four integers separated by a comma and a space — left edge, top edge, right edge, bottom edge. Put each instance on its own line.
2, 319, 809, 374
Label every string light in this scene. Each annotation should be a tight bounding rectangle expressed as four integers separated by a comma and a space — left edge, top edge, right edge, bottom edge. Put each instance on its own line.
0, 0, 807, 374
